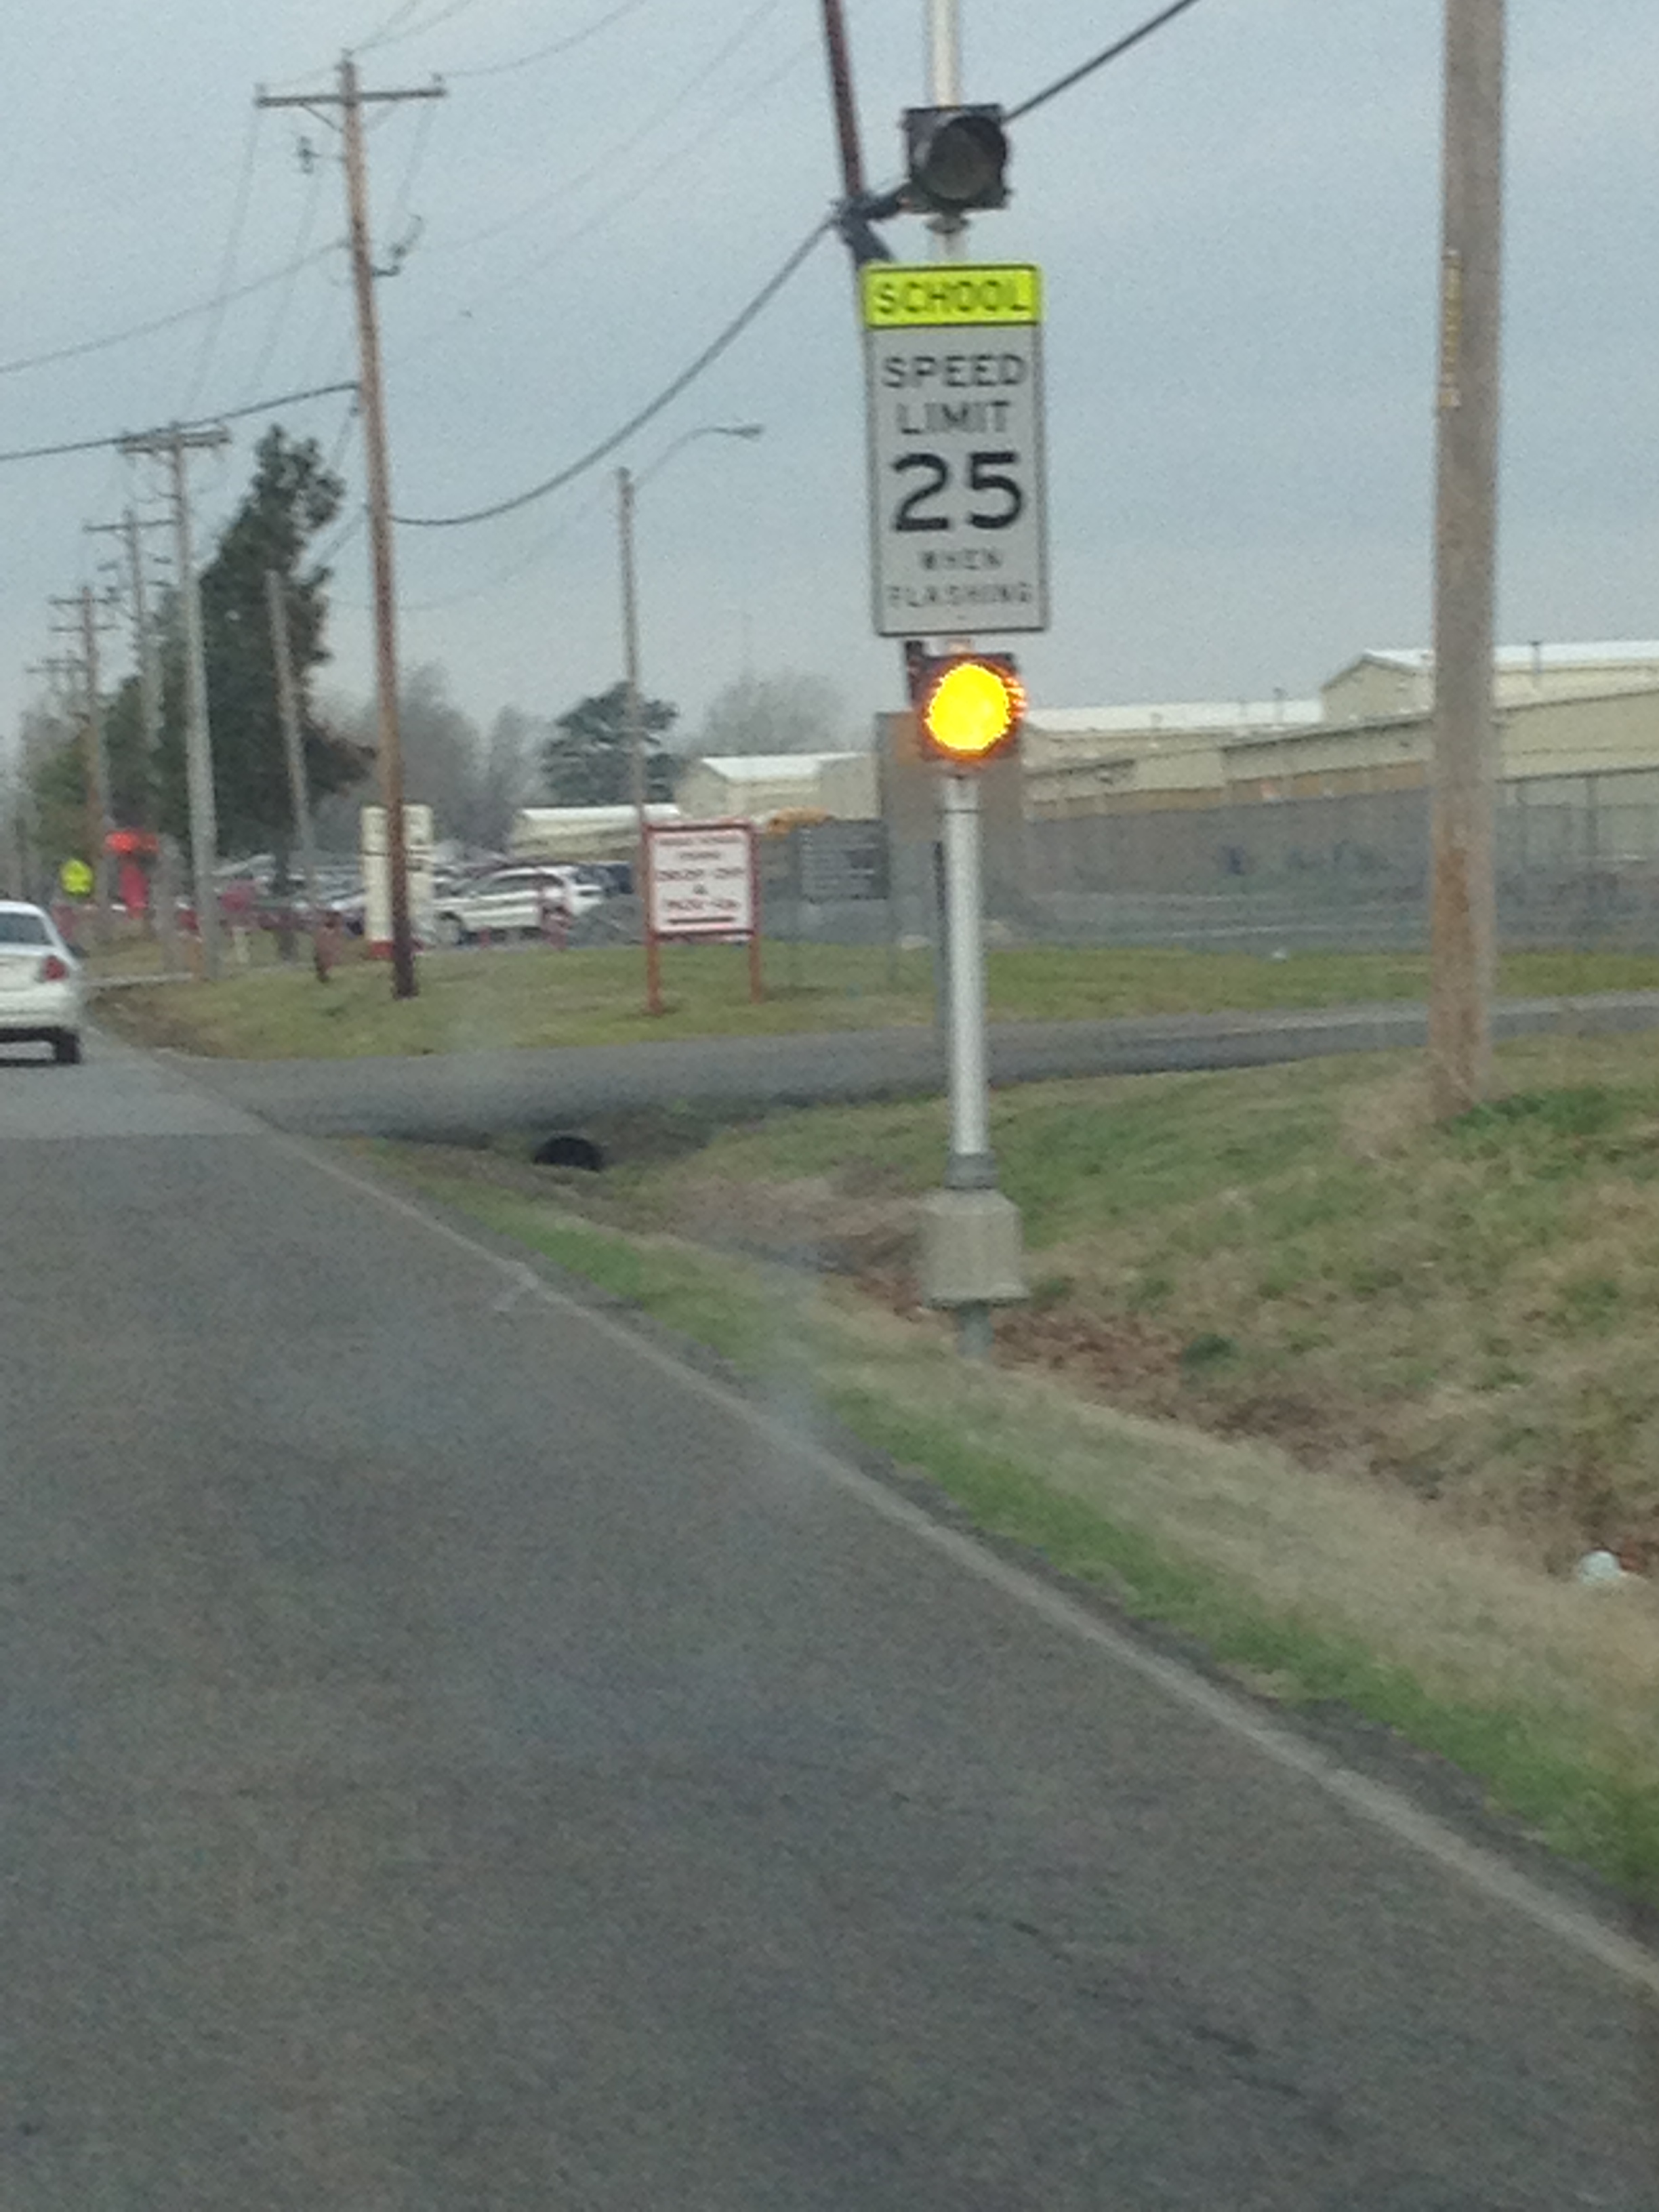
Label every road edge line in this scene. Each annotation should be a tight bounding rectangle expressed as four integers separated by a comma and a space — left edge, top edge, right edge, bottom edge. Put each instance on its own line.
245, 1116, 1659, 1998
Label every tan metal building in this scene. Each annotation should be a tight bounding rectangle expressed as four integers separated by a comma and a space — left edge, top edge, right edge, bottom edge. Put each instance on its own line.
673, 752, 879, 825
1023, 643, 1659, 818
510, 804, 681, 861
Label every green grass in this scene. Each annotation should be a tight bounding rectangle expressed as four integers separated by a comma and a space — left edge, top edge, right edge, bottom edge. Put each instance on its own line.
365, 1145, 1659, 1905
626, 1031, 1659, 1563
94, 939, 1659, 1061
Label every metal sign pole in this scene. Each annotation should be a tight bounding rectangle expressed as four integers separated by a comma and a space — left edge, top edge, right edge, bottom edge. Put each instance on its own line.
940, 773, 992, 1185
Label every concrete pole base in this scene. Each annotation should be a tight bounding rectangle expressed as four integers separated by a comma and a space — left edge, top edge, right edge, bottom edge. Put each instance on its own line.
919, 1186, 1026, 1311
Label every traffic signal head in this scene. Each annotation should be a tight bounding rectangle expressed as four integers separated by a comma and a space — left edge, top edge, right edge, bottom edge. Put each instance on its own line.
903, 104, 1010, 215
916, 653, 1025, 767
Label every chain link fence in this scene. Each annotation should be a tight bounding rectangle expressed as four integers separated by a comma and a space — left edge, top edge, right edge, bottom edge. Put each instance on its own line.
755, 770, 1659, 955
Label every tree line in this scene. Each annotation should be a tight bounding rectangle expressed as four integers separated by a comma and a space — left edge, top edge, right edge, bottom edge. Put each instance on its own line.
13, 424, 855, 876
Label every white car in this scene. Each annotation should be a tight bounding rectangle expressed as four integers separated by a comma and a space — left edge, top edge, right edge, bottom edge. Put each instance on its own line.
0, 902, 84, 1065
431, 867, 606, 947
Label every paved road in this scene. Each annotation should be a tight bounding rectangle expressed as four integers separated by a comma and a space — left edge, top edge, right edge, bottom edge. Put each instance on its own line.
4, 1034, 1658, 2207
157, 989, 1659, 1139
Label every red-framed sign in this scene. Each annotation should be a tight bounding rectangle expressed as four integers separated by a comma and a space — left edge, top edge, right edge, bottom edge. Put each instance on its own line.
643, 820, 763, 1015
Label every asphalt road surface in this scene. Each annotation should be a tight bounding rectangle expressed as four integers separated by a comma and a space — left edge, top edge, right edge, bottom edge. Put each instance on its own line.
162, 989, 1659, 1140
3, 1033, 1658, 2208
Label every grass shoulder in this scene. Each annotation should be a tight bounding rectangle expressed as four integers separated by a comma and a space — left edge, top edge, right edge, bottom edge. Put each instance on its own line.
94, 940, 1659, 1060
367, 1082, 1659, 1908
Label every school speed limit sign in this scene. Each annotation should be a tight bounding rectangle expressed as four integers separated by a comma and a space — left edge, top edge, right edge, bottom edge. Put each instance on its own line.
861, 262, 1048, 639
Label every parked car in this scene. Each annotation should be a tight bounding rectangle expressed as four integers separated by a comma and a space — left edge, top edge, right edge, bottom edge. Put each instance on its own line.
0, 902, 84, 1064
430, 867, 605, 946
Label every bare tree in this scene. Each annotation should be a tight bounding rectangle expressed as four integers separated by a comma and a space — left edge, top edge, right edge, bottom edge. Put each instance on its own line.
695, 670, 851, 757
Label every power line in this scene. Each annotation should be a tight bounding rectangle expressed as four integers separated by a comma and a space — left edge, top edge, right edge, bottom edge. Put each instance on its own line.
180, 107, 266, 414
361, 0, 486, 51
383, 474, 615, 613
394, 214, 828, 527
386, 92, 441, 241
324, 394, 361, 476
0, 379, 359, 470
0, 244, 341, 381
238, 156, 329, 403
431, 0, 785, 260
312, 506, 368, 570
356, 0, 433, 49
447, 0, 658, 79
394, 29, 815, 365
1006, 0, 1212, 123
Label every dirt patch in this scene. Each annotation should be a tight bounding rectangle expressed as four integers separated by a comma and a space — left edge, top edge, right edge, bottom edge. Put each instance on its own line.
669, 1172, 920, 1278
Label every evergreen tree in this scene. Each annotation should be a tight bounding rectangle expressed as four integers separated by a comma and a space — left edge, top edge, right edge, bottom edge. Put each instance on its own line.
157, 426, 369, 859
542, 682, 676, 806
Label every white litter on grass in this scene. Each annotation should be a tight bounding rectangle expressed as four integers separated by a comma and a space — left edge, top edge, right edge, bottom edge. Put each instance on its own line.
1575, 1549, 1635, 1586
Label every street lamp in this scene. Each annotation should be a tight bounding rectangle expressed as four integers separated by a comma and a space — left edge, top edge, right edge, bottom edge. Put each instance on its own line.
616, 423, 764, 1006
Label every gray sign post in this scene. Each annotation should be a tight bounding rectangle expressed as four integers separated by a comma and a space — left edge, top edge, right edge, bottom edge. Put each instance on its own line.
862, 263, 1046, 1355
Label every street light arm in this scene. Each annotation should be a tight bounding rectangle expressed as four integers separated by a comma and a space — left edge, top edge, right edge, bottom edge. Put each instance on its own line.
635, 421, 764, 491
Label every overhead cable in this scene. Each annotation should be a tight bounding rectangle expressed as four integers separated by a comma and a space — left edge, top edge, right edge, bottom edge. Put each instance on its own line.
356, 0, 434, 49
238, 159, 329, 404
394, 216, 828, 527
0, 378, 359, 470
0, 245, 342, 381
433, 0, 783, 259
395, 30, 814, 363
180, 107, 266, 415
447, 0, 657, 79
360, 0, 487, 52
1006, 0, 1211, 123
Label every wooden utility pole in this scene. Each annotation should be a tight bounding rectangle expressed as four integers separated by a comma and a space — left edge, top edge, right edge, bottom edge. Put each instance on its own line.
615, 466, 659, 1013
820, 0, 867, 201
258, 58, 445, 1003
89, 506, 175, 955
265, 568, 322, 933
1429, 0, 1506, 1119
79, 591, 112, 936
47, 590, 117, 940
121, 425, 231, 979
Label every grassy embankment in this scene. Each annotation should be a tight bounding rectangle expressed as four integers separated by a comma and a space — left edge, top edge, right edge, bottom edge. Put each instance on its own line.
370, 1028, 1659, 1902
96, 940, 1659, 1059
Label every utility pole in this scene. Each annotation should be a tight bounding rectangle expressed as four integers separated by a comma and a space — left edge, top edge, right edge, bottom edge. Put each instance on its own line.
120, 426, 230, 978
24, 656, 81, 903
47, 590, 117, 941
1, 758, 24, 901
821, 0, 867, 203
86, 508, 171, 807
1429, 0, 1506, 1119
265, 568, 322, 933
258, 58, 445, 1003
89, 507, 176, 957
616, 465, 658, 1012
79, 590, 112, 936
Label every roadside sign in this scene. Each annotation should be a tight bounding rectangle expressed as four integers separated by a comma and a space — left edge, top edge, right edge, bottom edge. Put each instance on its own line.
861, 262, 1048, 640
59, 858, 94, 898
647, 823, 758, 939
644, 821, 762, 1014
361, 804, 434, 954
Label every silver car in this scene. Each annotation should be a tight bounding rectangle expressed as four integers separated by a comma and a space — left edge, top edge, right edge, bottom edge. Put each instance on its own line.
431, 867, 606, 947
0, 902, 84, 1065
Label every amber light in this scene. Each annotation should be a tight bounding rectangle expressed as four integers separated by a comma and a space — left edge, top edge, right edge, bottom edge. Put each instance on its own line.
921, 657, 1025, 765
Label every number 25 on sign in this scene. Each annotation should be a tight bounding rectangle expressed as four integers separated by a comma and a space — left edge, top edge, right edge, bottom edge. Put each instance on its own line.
861, 263, 1048, 640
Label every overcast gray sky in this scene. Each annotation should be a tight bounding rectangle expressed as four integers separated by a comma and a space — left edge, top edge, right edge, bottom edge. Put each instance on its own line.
5, 0, 1659, 764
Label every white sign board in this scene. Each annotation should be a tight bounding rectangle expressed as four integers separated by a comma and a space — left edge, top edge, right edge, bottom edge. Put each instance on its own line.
862, 263, 1048, 640
360, 803, 435, 948
647, 823, 757, 939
